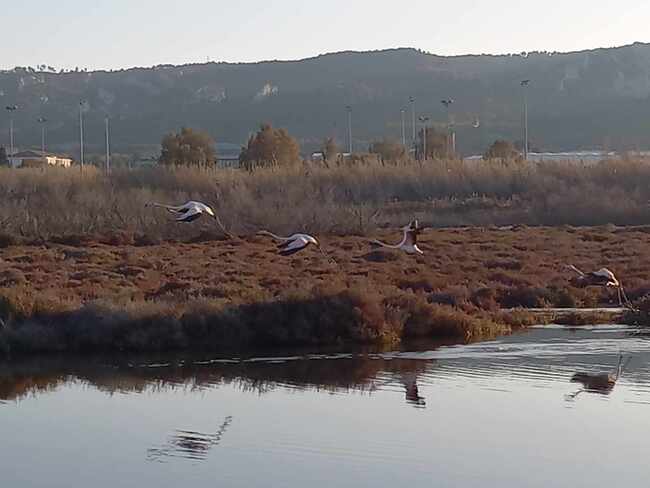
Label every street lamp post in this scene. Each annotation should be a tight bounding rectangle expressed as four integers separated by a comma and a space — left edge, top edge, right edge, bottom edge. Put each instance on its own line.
400, 109, 406, 147
521, 80, 530, 160
79, 100, 86, 168
5, 105, 17, 157
409, 97, 416, 147
105, 117, 110, 173
419, 116, 430, 161
441, 98, 454, 158
37, 117, 47, 153
345, 105, 352, 154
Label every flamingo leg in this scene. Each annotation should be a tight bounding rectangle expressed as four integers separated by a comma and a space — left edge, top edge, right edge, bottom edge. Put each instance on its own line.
620, 285, 636, 311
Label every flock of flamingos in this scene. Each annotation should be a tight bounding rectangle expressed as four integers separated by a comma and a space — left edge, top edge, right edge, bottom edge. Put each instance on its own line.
146, 199, 636, 310
146, 199, 635, 399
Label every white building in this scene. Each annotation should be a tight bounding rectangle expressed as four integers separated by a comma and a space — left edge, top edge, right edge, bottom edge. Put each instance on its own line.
8, 150, 73, 168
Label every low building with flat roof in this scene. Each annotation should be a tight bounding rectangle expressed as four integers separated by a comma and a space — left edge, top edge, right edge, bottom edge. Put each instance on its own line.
8, 150, 73, 168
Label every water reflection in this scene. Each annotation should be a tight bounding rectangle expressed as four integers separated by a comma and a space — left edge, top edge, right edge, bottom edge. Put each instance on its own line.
566, 355, 631, 400
0, 353, 431, 407
400, 371, 426, 408
148, 416, 233, 463
4, 326, 650, 488
571, 371, 617, 393
2, 325, 650, 409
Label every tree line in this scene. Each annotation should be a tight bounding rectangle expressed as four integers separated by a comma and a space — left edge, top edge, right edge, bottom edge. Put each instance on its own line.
157, 124, 522, 168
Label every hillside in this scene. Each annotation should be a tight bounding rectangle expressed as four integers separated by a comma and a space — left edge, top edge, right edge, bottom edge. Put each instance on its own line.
3, 43, 650, 156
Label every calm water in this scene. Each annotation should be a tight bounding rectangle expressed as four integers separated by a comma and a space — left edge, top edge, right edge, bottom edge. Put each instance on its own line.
2, 325, 650, 487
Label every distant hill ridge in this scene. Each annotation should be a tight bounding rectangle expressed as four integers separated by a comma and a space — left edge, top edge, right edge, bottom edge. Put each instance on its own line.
2, 42, 650, 156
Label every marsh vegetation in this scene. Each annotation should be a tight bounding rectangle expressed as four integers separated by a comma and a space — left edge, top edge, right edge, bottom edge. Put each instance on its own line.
1, 223, 648, 356
1, 158, 650, 355
2, 157, 650, 242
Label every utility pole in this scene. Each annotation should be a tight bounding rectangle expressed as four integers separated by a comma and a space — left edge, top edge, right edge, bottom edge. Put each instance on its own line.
105, 116, 110, 173
37, 117, 47, 152
346, 105, 352, 154
441, 98, 454, 159
400, 109, 406, 147
419, 116, 430, 161
409, 97, 416, 146
79, 100, 86, 169
521, 80, 530, 160
5, 105, 17, 157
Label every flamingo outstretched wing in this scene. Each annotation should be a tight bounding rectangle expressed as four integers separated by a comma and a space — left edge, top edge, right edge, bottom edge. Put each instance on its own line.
176, 206, 203, 222
278, 237, 310, 256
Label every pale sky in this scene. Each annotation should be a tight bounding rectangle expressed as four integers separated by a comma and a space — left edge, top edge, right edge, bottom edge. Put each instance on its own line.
2, 0, 649, 70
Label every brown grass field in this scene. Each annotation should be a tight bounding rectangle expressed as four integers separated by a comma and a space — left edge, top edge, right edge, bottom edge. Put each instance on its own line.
3, 159, 650, 356
2, 157, 650, 242
2, 224, 650, 356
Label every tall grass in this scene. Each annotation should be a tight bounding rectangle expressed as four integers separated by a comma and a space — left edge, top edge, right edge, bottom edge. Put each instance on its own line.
0, 283, 510, 357
2, 158, 650, 240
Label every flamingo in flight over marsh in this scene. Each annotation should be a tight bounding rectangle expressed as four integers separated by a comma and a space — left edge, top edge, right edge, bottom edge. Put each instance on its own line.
257, 230, 334, 261
565, 265, 633, 309
372, 220, 424, 255
146, 200, 232, 237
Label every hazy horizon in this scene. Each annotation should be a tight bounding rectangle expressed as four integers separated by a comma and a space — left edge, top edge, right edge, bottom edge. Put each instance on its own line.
3, 42, 650, 73
3, 0, 650, 71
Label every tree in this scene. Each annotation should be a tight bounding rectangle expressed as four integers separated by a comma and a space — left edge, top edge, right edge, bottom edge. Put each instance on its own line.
321, 137, 339, 163
239, 124, 301, 170
483, 140, 521, 161
159, 127, 216, 166
0, 147, 8, 167
369, 138, 407, 162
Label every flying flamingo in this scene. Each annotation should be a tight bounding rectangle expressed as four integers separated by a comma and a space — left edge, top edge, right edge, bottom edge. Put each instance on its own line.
257, 230, 335, 262
565, 265, 633, 309
371, 220, 423, 255
146, 200, 232, 237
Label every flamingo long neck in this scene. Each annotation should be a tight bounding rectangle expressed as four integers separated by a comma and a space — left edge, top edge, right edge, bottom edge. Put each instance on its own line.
151, 202, 184, 212
371, 239, 401, 249
567, 265, 586, 277
615, 355, 623, 380
373, 230, 409, 249
257, 230, 290, 241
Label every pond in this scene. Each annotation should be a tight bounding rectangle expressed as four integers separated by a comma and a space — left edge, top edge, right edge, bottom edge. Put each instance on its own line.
2, 325, 650, 487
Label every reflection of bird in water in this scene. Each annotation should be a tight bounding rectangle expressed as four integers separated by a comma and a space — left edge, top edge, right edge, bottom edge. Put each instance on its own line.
147, 415, 232, 462
566, 355, 628, 401
400, 371, 426, 407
